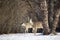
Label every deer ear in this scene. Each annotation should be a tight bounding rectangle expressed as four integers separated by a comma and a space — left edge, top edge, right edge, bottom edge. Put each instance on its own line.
29, 19, 33, 25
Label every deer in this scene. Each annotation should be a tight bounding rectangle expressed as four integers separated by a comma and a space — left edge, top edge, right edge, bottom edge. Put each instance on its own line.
21, 18, 43, 35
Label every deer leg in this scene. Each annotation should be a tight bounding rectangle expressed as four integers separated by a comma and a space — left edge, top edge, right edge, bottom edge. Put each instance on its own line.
25, 28, 28, 33
33, 27, 37, 35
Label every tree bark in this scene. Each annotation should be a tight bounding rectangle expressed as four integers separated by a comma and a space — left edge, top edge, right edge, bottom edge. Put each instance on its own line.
51, 9, 60, 35
48, 0, 54, 29
40, 0, 50, 35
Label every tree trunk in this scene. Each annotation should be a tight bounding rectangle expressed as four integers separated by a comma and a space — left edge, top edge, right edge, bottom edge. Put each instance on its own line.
40, 0, 50, 35
51, 9, 60, 35
48, 0, 54, 29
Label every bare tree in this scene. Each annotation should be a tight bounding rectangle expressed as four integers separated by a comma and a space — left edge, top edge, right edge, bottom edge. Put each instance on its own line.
51, 8, 60, 35
40, 0, 50, 35
48, 0, 54, 29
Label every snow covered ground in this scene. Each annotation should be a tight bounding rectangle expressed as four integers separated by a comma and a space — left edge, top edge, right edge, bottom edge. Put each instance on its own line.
0, 33, 60, 40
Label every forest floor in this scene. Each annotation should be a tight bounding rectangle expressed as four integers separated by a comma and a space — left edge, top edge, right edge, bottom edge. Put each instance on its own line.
0, 33, 60, 40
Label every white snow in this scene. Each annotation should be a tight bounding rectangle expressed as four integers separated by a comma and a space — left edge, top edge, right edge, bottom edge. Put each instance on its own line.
0, 33, 60, 40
